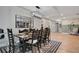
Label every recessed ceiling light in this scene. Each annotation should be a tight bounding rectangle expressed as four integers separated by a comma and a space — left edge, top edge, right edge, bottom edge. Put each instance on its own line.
60, 13, 63, 16
56, 19, 61, 22
63, 17, 66, 19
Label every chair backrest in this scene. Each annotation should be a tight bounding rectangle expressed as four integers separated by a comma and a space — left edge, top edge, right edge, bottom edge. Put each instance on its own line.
31, 30, 39, 43
77, 27, 79, 33
29, 29, 35, 32
19, 29, 28, 33
45, 28, 50, 37
7, 29, 15, 53
0, 29, 4, 33
43, 28, 48, 38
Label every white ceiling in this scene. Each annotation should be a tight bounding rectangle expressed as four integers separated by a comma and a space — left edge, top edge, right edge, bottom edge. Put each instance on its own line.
22, 6, 79, 20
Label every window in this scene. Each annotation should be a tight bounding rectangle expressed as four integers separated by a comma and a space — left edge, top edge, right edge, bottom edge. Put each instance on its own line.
15, 15, 34, 28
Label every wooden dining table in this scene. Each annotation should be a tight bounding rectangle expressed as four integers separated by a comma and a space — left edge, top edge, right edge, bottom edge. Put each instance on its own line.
14, 32, 32, 52
14, 32, 32, 40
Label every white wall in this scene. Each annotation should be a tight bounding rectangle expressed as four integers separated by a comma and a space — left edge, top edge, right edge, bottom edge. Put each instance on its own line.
9, 7, 32, 34
50, 21, 58, 32
42, 19, 50, 28
0, 6, 32, 31
0, 7, 11, 44
42, 19, 57, 32
0, 6, 32, 43
33, 17, 42, 30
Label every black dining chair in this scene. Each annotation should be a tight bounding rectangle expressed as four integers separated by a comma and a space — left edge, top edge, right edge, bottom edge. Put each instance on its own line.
37, 30, 43, 48
42, 29, 47, 46
40, 28, 49, 46
7, 28, 23, 53
39, 27, 48, 47
7, 29, 15, 53
45, 28, 50, 43
25, 30, 40, 53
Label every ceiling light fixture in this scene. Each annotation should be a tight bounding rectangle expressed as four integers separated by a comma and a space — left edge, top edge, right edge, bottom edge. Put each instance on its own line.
35, 6, 40, 9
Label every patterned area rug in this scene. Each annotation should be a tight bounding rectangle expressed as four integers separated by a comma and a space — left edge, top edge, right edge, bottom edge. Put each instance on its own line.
0, 40, 62, 53
40, 40, 62, 53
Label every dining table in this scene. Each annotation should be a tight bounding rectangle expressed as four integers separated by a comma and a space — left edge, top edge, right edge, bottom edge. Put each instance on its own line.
14, 32, 32, 52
